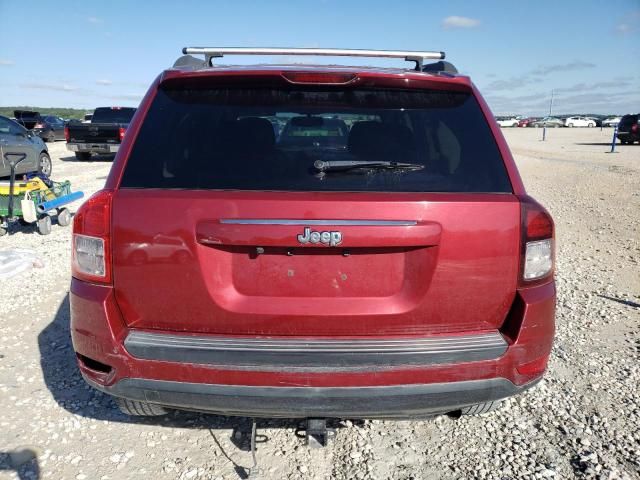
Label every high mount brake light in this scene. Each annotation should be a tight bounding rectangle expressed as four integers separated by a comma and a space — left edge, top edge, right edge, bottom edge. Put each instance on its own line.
72, 189, 113, 284
519, 196, 554, 286
282, 72, 357, 85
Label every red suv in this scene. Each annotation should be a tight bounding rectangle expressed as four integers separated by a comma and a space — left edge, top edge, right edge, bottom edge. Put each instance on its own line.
70, 47, 555, 420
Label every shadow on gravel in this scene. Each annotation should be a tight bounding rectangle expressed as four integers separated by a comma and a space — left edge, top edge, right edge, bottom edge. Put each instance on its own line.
0, 449, 40, 479
60, 154, 115, 163
38, 295, 360, 447
598, 294, 640, 309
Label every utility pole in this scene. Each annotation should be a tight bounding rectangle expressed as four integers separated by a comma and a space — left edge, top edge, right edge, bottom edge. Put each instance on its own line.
542, 90, 554, 142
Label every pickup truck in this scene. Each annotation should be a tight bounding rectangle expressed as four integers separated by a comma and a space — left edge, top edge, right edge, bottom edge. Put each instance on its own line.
65, 107, 136, 160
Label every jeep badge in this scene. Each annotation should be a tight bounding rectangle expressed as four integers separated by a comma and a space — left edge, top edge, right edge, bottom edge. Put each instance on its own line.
297, 227, 342, 246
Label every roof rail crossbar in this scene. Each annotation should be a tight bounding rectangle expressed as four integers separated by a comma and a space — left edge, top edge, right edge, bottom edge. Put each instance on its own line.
181, 47, 445, 70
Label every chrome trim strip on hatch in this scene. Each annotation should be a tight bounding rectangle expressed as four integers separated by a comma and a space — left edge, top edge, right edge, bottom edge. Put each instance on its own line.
219, 219, 417, 226
124, 331, 508, 371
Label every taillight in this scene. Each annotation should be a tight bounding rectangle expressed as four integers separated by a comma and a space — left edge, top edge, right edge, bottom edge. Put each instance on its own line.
518, 196, 554, 286
35, 122, 44, 129
282, 72, 357, 84
64, 126, 70, 142
119, 127, 126, 141
72, 189, 113, 284
632, 123, 638, 133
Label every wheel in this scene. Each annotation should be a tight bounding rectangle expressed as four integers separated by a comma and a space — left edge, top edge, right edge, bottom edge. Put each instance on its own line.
0, 226, 6, 236
75, 152, 92, 161
48, 132, 56, 142
38, 152, 52, 176
114, 397, 168, 416
588, 123, 594, 128
36, 215, 52, 235
568, 123, 574, 127
57, 208, 71, 227
461, 401, 502, 415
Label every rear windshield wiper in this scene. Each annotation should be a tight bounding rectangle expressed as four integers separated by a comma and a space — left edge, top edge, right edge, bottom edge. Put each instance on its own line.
313, 160, 424, 173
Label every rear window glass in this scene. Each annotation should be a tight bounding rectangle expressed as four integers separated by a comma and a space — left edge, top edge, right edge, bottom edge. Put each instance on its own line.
619, 115, 638, 128
121, 86, 511, 193
92, 107, 136, 124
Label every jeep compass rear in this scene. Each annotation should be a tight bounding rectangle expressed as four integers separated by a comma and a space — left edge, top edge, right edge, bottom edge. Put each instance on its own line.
70, 47, 555, 419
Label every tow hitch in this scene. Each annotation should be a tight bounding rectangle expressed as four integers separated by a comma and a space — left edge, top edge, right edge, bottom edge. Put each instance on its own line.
247, 418, 335, 479
305, 418, 336, 448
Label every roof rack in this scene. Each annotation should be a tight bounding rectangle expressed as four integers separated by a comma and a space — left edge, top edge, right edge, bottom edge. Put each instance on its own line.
178, 47, 446, 71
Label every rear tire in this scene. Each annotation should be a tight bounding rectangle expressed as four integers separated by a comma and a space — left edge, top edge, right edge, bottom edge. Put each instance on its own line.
461, 401, 502, 415
36, 216, 52, 235
114, 397, 168, 416
39, 152, 52, 177
75, 152, 91, 161
57, 208, 71, 227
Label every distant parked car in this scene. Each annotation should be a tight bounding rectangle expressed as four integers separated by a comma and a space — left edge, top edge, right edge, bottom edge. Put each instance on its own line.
602, 117, 621, 127
37, 115, 66, 141
518, 117, 538, 127
13, 110, 66, 142
495, 116, 519, 127
586, 117, 603, 128
616, 114, 639, 144
564, 116, 596, 128
0, 115, 52, 177
66, 106, 136, 160
531, 117, 564, 128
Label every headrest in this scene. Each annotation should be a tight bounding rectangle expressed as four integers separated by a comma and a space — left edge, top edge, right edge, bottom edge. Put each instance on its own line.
348, 121, 415, 159
236, 117, 275, 151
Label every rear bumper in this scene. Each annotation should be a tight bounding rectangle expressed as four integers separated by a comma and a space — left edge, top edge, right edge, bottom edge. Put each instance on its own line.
616, 132, 637, 141
66, 143, 119, 153
84, 375, 538, 418
70, 278, 555, 418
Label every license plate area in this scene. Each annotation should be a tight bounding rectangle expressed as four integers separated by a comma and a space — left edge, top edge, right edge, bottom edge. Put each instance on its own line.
222, 245, 430, 298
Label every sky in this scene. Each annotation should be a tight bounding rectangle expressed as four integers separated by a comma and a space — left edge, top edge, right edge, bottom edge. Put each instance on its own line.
0, 0, 639, 115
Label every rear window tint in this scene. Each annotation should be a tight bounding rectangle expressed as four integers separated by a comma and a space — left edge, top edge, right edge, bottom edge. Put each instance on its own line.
121, 86, 511, 193
92, 107, 136, 124
619, 115, 638, 128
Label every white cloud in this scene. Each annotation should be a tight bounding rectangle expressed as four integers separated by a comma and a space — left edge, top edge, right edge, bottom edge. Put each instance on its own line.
530, 61, 596, 76
442, 16, 480, 30
96, 79, 113, 86
88, 16, 102, 24
22, 83, 79, 92
0, 59, 14, 66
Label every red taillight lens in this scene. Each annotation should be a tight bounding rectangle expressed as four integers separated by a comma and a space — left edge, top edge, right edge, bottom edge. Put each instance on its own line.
119, 127, 126, 141
632, 124, 638, 133
525, 207, 554, 241
64, 126, 70, 142
282, 72, 357, 84
72, 189, 113, 284
519, 196, 554, 286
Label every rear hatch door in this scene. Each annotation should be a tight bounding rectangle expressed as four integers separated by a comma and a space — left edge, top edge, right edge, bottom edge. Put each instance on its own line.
111, 75, 520, 337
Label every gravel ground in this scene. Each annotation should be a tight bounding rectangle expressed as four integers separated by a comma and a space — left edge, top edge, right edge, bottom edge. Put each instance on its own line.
1, 129, 639, 480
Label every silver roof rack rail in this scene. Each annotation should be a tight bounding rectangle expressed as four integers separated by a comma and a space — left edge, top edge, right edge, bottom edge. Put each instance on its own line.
180, 47, 445, 70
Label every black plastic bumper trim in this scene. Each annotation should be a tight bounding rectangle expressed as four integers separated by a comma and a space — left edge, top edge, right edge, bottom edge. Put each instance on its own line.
85, 376, 538, 419
124, 331, 508, 370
